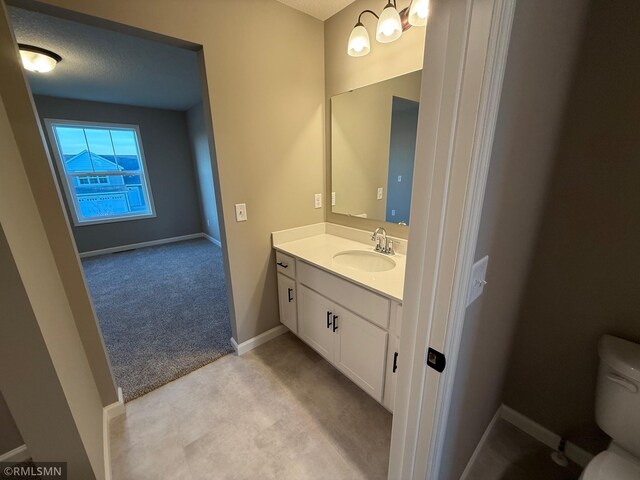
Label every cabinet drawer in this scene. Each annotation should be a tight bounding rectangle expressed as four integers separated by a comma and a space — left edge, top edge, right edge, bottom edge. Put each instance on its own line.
275, 251, 296, 279
298, 261, 390, 329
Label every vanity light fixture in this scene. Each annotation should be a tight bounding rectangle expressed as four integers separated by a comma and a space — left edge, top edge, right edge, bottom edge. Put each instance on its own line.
347, 0, 429, 57
18, 44, 61, 73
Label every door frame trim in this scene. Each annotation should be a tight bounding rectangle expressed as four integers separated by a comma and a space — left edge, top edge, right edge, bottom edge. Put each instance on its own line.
388, 0, 516, 478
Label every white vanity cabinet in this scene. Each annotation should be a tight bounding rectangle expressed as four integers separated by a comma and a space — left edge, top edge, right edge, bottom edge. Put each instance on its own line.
298, 285, 335, 361
275, 251, 298, 333
276, 274, 297, 333
383, 303, 402, 411
334, 305, 388, 401
275, 251, 402, 409
298, 285, 388, 401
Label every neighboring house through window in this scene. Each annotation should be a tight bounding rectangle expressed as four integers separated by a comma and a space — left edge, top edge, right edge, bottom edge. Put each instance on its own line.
45, 120, 155, 225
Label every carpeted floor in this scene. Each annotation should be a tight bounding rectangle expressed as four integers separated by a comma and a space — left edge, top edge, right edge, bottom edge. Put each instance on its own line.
82, 239, 234, 402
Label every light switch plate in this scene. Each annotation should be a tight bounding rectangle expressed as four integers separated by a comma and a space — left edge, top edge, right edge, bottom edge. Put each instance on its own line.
331, 192, 336, 206
314, 193, 322, 209
377, 187, 383, 200
467, 255, 488, 307
235, 203, 247, 222
398, 175, 402, 182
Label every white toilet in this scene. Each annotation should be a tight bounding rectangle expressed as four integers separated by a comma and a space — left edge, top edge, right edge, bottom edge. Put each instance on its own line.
580, 335, 640, 479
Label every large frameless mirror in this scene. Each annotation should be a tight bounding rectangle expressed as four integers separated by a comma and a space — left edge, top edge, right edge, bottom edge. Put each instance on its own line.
330, 70, 421, 225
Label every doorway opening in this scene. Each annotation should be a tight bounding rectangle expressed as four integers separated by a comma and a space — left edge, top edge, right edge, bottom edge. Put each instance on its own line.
8, 5, 234, 402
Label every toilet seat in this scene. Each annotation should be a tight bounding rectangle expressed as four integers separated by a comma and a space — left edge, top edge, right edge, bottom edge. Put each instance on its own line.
580, 451, 640, 480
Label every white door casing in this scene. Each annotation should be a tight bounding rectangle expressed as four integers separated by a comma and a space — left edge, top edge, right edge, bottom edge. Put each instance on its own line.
388, 0, 516, 478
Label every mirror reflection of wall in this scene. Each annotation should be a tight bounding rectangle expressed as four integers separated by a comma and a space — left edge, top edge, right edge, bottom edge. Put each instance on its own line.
331, 70, 421, 225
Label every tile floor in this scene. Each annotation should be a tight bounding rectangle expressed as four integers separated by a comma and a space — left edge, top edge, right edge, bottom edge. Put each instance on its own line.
464, 418, 584, 480
109, 332, 392, 480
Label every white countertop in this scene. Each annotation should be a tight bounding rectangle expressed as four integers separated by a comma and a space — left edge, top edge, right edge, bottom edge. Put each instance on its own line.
273, 230, 405, 303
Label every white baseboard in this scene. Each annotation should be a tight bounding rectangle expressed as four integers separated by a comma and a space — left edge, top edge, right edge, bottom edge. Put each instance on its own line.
501, 405, 593, 467
231, 325, 288, 356
103, 387, 125, 480
79, 233, 203, 258
460, 406, 504, 479
0, 444, 30, 463
202, 233, 222, 247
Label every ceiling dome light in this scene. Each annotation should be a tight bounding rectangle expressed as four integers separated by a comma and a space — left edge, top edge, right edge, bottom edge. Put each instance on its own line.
376, 3, 402, 44
408, 0, 429, 26
348, 23, 371, 57
18, 44, 61, 73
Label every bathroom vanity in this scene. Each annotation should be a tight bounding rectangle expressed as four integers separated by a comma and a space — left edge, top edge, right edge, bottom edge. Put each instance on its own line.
272, 223, 405, 412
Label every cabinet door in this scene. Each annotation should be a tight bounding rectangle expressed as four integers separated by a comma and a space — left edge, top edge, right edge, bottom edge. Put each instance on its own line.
277, 273, 297, 333
383, 335, 400, 412
298, 285, 335, 362
334, 307, 388, 402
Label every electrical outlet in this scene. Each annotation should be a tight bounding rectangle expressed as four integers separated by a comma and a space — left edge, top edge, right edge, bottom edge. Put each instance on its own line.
398, 175, 402, 182
235, 203, 247, 222
391, 209, 396, 216
314, 193, 322, 209
331, 192, 336, 206
377, 187, 383, 200
207, 219, 210, 227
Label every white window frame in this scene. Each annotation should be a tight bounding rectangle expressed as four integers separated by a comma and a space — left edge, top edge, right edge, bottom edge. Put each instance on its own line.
44, 119, 157, 226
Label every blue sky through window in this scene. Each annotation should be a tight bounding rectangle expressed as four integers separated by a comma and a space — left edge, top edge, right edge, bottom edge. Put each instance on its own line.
55, 126, 139, 157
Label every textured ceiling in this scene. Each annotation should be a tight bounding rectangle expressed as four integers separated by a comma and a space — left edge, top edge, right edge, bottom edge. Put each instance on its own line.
8, 7, 201, 111
275, 0, 356, 20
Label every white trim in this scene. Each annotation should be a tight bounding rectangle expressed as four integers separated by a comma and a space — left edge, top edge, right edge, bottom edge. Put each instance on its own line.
230, 325, 288, 356
103, 387, 125, 480
389, 1, 517, 478
501, 405, 593, 468
104, 386, 125, 420
202, 232, 222, 247
44, 118, 157, 227
0, 444, 30, 463
78, 233, 203, 258
423, 2, 517, 479
460, 406, 504, 480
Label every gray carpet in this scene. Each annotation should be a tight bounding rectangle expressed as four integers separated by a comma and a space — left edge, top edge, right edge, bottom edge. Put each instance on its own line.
82, 239, 234, 402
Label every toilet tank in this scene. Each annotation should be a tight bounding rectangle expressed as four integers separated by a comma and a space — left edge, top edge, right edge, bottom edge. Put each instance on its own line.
595, 335, 640, 457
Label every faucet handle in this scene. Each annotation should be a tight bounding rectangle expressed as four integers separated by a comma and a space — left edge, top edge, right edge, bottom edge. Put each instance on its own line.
385, 239, 395, 255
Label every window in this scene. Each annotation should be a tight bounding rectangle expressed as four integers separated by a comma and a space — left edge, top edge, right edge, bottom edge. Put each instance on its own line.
45, 120, 155, 225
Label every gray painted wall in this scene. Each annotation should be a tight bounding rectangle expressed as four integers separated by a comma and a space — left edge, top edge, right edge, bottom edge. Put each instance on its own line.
34, 95, 203, 253
503, 0, 640, 454
438, 1, 589, 478
0, 391, 23, 455
187, 102, 220, 242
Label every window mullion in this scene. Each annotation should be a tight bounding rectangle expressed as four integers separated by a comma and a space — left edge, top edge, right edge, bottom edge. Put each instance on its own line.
108, 129, 120, 170
81, 128, 96, 172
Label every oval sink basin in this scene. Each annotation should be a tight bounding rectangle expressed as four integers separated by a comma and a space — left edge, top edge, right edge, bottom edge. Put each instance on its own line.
333, 250, 396, 272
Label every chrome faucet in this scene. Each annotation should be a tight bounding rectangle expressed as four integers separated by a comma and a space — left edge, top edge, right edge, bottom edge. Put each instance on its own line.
371, 227, 394, 255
